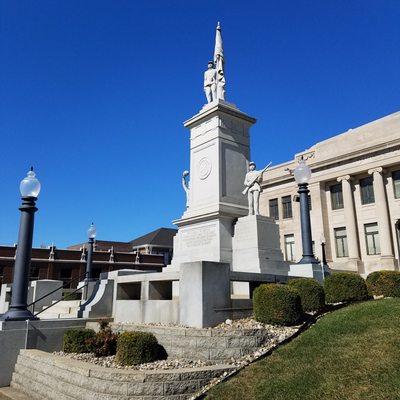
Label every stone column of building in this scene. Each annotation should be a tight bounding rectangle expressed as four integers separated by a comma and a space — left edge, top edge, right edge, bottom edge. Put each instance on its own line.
337, 175, 360, 270
309, 182, 324, 262
368, 167, 395, 266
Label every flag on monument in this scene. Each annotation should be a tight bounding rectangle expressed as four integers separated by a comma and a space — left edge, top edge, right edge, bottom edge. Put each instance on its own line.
214, 21, 225, 93
214, 22, 224, 64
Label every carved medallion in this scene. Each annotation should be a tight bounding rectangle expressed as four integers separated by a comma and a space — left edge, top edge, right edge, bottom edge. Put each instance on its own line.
198, 157, 212, 180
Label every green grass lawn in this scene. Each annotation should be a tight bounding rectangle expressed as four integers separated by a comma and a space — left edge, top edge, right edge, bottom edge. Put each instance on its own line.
206, 298, 400, 400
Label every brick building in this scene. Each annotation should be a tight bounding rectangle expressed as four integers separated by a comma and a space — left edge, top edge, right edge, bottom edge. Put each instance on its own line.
0, 245, 164, 290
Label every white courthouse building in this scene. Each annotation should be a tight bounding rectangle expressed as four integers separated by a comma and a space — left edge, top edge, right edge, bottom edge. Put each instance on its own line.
260, 111, 400, 275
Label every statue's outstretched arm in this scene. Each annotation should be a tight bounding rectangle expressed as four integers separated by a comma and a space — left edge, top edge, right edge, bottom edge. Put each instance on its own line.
182, 171, 190, 194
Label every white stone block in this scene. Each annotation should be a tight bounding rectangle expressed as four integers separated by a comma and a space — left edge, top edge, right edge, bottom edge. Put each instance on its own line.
232, 215, 287, 274
288, 263, 330, 283
169, 217, 235, 270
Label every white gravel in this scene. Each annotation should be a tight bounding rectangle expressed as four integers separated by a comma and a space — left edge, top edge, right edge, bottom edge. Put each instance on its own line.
53, 352, 217, 370
55, 318, 300, 370
215, 317, 300, 333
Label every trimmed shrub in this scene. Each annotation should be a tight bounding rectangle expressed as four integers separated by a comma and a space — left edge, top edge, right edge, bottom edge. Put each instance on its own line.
324, 273, 369, 303
116, 331, 159, 366
288, 278, 325, 312
366, 270, 400, 298
88, 321, 118, 357
365, 271, 381, 295
253, 284, 303, 326
62, 328, 96, 353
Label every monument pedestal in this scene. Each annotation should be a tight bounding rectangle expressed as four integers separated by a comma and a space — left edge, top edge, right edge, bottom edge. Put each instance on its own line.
288, 263, 330, 284
168, 99, 256, 274
231, 215, 289, 295
168, 216, 237, 270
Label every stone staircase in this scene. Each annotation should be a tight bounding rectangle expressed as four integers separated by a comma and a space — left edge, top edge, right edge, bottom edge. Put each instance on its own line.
37, 300, 82, 319
0, 387, 30, 400
5, 349, 235, 400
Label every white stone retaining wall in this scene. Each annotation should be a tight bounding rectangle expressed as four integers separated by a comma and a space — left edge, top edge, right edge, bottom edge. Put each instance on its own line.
109, 323, 271, 361
11, 349, 236, 400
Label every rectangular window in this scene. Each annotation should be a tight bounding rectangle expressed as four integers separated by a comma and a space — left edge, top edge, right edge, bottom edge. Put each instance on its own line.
393, 170, 400, 199
117, 282, 141, 300
282, 196, 293, 219
360, 177, 375, 205
284, 234, 296, 262
59, 268, 72, 288
269, 198, 279, 220
92, 267, 102, 279
334, 227, 349, 258
149, 281, 173, 300
308, 195, 312, 211
29, 266, 40, 281
365, 223, 380, 255
330, 183, 344, 210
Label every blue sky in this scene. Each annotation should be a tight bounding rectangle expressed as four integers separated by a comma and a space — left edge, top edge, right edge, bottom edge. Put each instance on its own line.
1, 0, 399, 247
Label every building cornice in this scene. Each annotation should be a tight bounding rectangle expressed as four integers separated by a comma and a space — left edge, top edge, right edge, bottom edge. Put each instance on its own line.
261, 138, 400, 188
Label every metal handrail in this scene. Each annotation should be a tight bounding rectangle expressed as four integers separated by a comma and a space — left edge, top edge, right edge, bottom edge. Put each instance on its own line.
34, 282, 89, 317
27, 271, 88, 310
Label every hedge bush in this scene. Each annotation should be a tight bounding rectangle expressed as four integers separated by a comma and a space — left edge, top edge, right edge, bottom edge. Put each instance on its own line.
88, 321, 118, 357
324, 273, 369, 303
62, 328, 96, 353
288, 278, 325, 312
116, 331, 160, 366
253, 284, 303, 326
366, 270, 400, 298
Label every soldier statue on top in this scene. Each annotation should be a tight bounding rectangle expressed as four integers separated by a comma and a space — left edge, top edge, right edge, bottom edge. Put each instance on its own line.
204, 61, 217, 103
204, 22, 226, 104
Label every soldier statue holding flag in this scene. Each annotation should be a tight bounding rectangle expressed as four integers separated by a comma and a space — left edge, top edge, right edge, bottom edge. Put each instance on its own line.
204, 61, 217, 103
204, 22, 226, 103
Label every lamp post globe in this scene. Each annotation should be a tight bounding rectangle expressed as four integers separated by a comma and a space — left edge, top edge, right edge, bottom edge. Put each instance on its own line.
20, 168, 41, 198
87, 223, 97, 240
293, 160, 312, 185
1, 168, 41, 321
294, 160, 318, 264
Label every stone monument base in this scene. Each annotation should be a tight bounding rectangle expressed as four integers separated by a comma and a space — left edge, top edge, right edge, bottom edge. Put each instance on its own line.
168, 216, 236, 271
288, 263, 330, 283
231, 214, 289, 296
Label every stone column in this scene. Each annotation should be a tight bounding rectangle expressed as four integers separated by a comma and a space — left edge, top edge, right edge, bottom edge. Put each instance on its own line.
368, 167, 394, 261
337, 175, 360, 267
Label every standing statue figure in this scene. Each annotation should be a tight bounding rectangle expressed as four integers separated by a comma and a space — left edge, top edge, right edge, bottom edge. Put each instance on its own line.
243, 161, 272, 215
204, 22, 226, 104
182, 170, 190, 209
204, 61, 217, 103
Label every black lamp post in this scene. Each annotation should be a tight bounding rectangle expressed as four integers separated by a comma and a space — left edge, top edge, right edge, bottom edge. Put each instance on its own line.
1, 168, 41, 321
320, 234, 328, 267
85, 223, 97, 282
294, 160, 319, 264
319, 233, 328, 280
